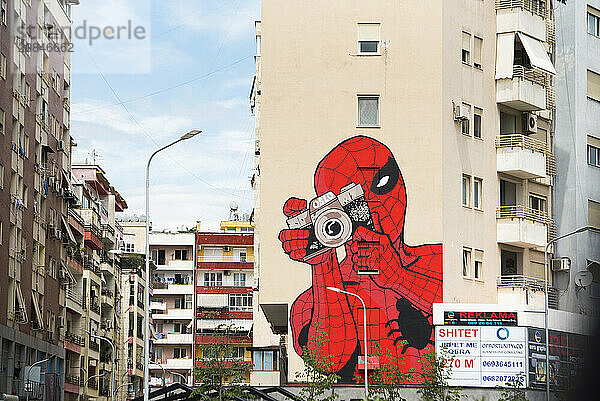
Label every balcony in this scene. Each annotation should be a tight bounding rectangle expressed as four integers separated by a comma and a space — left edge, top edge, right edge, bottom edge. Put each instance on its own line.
67, 256, 84, 274
90, 301, 101, 315
497, 205, 551, 248
496, 0, 547, 41
496, 134, 550, 179
101, 224, 116, 244
153, 333, 193, 345
497, 274, 558, 308
155, 259, 195, 271
66, 288, 83, 314
150, 301, 166, 311
64, 375, 80, 394
152, 283, 194, 295
497, 66, 548, 111
149, 358, 193, 370
197, 255, 254, 270
84, 259, 101, 276
195, 333, 252, 345
65, 332, 84, 353
151, 308, 194, 320
89, 340, 100, 352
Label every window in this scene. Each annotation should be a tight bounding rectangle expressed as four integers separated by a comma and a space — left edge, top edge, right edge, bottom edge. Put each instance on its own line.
233, 273, 246, 287
204, 272, 222, 287
462, 32, 471, 64
589, 6, 600, 37
588, 136, 600, 167
357, 23, 380, 54
588, 70, 600, 101
473, 107, 482, 138
228, 347, 245, 360
474, 250, 483, 280
229, 294, 252, 311
473, 178, 482, 210
253, 350, 278, 371
462, 248, 472, 277
0, 108, 4, 135
473, 36, 482, 68
0, 163, 3, 189
1, 1, 6, 25
357, 95, 379, 127
174, 298, 182, 309
174, 249, 188, 260
462, 174, 471, 207
0, 53, 6, 80
23, 185, 28, 208
589, 200, 600, 229
173, 348, 187, 359
461, 103, 471, 135
0, 221, 2, 245
185, 294, 192, 309
529, 194, 547, 213
23, 135, 29, 158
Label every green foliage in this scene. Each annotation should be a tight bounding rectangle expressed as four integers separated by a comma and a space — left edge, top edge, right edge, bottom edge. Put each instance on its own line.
497, 373, 528, 401
120, 254, 144, 270
66, 243, 84, 262
192, 324, 252, 401
359, 342, 413, 401
416, 348, 464, 401
294, 322, 340, 401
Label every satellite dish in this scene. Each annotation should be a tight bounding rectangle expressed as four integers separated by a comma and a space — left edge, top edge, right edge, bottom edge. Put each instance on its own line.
574, 271, 593, 287
229, 201, 238, 211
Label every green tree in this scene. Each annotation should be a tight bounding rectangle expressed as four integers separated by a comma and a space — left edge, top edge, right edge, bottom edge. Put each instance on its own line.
359, 342, 413, 401
294, 322, 340, 401
416, 348, 464, 401
192, 324, 252, 401
497, 373, 528, 401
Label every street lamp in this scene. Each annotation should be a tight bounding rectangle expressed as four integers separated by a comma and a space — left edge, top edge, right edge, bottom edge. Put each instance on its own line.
144, 130, 201, 401
543, 226, 592, 401
167, 371, 187, 385
113, 382, 133, 400
326, 287, 368, 400
149, 362, 166, 387
25, 356, 53, 401
83, 329, 116, 401
82, 370, 108, 401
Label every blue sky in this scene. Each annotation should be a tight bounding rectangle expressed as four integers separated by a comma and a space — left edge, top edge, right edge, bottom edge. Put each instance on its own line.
69, 0, 259, 231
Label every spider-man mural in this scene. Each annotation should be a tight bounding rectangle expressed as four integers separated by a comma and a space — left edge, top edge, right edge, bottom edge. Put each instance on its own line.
278, 135, 443, 383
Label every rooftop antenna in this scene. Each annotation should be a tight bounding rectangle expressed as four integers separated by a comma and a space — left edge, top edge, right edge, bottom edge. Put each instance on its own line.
229, 201, 239, 221
87, 149, 103, 165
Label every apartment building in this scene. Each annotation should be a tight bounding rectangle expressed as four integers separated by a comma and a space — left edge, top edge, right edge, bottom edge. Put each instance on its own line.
65, 165, 127, 401
553, 1, 600, 315
117, 215, 153, 399
0, 0, 76, 398
250, 0, 594, 390
149, 232, 195, 386
194, 220, 254, 385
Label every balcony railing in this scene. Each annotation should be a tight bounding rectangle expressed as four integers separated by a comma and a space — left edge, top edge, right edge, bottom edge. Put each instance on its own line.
496, 0, 547, 19
497, 274, 546, 291
496, 205, 552, 225
101, 287, 114, 298
65, 375, 81, 386
87, 378, 98, 390
496, 134, 549, 154
197, 255, 255, 263
90, 302, 100, 314
89, 340, 100, 352
84, 259, 101, 275
513, 65, 548, 87
65, 332, 85, 345
66, 288, 83, 306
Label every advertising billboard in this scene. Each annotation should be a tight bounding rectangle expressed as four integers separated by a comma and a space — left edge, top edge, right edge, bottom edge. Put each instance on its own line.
443, 311, 518, 326
435, 326, 527, 387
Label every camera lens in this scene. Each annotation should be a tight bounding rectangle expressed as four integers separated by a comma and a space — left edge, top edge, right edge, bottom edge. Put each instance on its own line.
324, 219, 343, 239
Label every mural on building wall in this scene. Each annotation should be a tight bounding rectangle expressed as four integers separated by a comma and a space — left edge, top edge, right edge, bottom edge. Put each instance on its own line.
278, 135, 443, 382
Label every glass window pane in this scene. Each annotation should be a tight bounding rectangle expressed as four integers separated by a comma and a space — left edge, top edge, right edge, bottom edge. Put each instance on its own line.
474, 108, 482, 138
358, 97, 379, 126
589, 14, 597, 35
263, 351, 274, 370
359, 41, 378, 53
253, 351, 263, 370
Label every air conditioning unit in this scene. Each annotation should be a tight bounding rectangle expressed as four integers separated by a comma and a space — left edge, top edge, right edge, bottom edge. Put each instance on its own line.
57, 316, 65, 328
453, 104, 469, 121
57, 140, 65, 151
524, 112, 538, 133
551, 257, 571, 272
223, 246, 231, 252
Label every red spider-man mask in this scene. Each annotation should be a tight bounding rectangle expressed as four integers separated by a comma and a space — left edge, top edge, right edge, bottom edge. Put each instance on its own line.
314, 136, 407, 244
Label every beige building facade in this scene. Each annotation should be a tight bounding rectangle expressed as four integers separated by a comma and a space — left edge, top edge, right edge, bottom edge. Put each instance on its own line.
251, 0, 567, 386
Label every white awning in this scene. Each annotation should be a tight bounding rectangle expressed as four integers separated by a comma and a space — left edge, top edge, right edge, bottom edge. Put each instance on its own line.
31, 293, 44, 330
496, 32, 515, 79
15, 284, 28, 323
61, 262, 76, 283
62, 215, 76, 243
518, 32, 556, 75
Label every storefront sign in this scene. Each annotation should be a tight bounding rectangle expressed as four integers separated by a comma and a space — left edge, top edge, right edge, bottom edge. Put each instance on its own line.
436, 326, 527, 388
443, 311, 518, 326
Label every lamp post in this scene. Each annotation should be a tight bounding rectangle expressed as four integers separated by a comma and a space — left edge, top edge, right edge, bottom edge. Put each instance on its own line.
113, 382, 133, 401
83, 329, 116, 401
326, 287, 368, 400
144, 130, 201, 401
167, 371, 187, 385
543, 226, 591, 401
25, 356, 52, 401
81, 370, 107, 401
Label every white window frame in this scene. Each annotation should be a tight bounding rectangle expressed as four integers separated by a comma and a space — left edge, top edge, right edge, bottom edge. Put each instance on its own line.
473, 107, 482, 139
357, 22, 381, 55
473, 36, 483, 69
462, 174, 471, 207
589, 8, 600, 37
474, 249, 483, 280
357, 94, 380, 128
462, 31, 471, 65
233, 272, 246, 287
461, 103, 471, 136
588, 143, 600, 167
462, 248, 472, 278
473, 177, 482, 210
